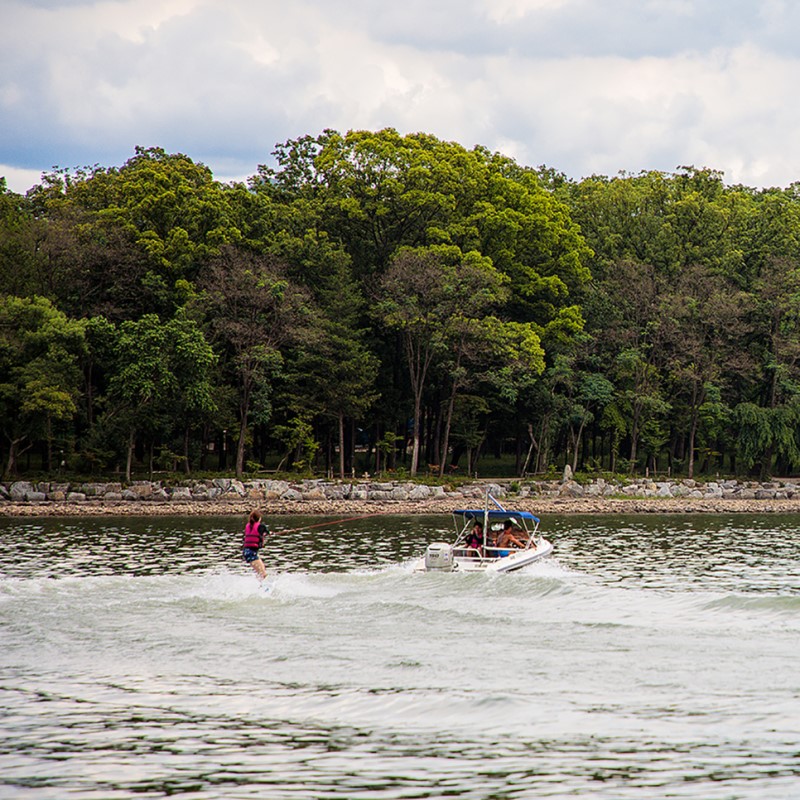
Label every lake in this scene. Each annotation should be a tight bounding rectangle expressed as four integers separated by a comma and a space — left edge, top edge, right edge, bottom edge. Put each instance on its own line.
1, 512, 798, 798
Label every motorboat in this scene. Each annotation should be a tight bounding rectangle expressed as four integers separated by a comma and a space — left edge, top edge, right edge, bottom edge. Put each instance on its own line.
413, 495, 553, 573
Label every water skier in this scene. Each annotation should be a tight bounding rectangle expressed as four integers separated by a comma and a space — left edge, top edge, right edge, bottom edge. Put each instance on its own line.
242, 509, 270, 580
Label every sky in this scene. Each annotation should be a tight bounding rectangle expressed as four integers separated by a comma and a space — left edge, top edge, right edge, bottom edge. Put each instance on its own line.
3, 0, 800, 194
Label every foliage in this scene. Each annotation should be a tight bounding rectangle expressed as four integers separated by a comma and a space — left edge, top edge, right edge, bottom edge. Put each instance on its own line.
6, 137, 800, 480
0, 295, 87, 476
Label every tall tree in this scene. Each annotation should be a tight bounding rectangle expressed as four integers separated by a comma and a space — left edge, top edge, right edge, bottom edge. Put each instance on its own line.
104, 312, 216, 481
660, 265, 753, 478
199, 245, 315, 478
29, 148, 240, 318
0, 295, 87, 476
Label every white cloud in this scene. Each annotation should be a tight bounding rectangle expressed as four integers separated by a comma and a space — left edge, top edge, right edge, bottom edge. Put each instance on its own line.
1, 164, 45, 194
483, 0, 575, 24
2, 0, 800, 191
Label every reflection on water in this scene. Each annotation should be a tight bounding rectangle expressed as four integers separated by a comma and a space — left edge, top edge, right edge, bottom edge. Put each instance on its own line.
1, 513, 799, 799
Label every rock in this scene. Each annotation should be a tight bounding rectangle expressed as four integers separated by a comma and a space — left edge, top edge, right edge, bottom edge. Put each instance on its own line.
67, 492, 86, 501
559, 480, 584, 497
562, 464, 573, 483
129, 483, 153, 499
170, 487, 193, 501
9, 482, 35, 501
323, 484, 350, 500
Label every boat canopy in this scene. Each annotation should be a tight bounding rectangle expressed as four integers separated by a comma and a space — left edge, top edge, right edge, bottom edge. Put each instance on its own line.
454, 509, 540, 524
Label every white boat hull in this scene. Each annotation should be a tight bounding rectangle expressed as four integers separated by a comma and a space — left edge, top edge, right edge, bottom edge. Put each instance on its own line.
413, 537, 553, 573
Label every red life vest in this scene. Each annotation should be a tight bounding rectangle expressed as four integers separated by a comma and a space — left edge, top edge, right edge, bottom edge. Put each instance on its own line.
242, 521, 264, 549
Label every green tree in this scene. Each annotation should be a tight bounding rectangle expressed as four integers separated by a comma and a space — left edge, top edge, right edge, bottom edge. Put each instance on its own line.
660, 265, 753, 477
30, 148, 240, 318
105, 312, 216, 480
375, 247, 455, 476
262, 129, 591, 324
0, 295, 87, 476
199, 245, 315, 478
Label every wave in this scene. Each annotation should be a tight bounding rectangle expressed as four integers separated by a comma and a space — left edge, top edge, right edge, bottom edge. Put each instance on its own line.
3, 565, 799, 635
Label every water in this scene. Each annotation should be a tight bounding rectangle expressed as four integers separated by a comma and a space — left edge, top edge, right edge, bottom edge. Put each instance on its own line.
1, 512, 799, 799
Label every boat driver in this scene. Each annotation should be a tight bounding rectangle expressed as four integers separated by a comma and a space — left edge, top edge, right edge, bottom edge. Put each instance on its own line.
495, 519, 525, 554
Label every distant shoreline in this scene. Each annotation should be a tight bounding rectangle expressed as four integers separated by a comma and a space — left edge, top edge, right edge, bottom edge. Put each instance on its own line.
4, 496, 800, 517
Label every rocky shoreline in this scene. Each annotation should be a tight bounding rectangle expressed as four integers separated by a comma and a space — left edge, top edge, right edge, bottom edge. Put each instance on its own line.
3, 476, 800, 517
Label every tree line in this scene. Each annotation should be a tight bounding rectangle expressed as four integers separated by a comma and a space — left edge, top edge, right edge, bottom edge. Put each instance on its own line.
2, 130, 799, 481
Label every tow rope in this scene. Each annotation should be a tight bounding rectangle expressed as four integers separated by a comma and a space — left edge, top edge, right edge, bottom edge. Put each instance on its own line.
272, 512, 386, 536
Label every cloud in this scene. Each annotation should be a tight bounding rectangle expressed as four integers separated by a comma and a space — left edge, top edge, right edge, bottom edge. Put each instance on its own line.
2, 0, 800, 193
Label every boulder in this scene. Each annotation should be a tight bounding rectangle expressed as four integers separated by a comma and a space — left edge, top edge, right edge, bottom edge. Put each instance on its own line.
350, 485, 369, 500
9, 481, 34, 501
559, 480, 585, 497
80, 483, 107, 497
408, 485, 432, 500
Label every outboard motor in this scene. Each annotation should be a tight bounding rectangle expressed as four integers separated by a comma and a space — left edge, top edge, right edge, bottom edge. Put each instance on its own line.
424, 542, 455, 571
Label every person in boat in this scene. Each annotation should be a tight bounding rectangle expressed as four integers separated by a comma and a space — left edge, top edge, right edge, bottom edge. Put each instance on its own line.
242, 509, 270, 580
464, 520, 484, 555
494, 519, 525, 555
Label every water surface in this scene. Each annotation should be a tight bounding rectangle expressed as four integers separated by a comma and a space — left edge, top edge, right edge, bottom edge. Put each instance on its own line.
1, 513, 798, 798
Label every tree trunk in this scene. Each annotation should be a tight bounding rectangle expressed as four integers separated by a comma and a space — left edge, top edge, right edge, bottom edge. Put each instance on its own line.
520, 423, 538, 477
338, 412, 346, 479
629, 404, 641, 474
5, 437, 20, 478
410, 391, 422, 476
183, 427, 191, 475
125, 428, 135, 483
572, 415, 588, 474
236, 413, 247, 479
438, 385, 458, 479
